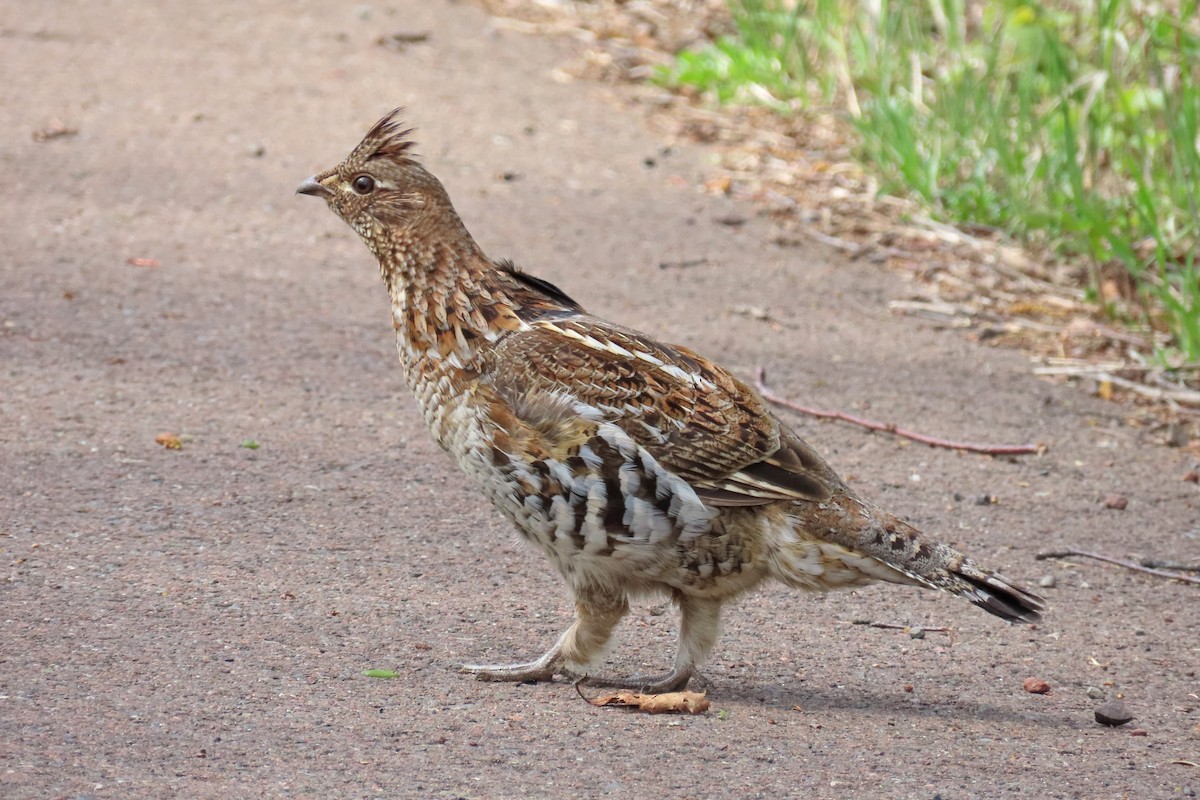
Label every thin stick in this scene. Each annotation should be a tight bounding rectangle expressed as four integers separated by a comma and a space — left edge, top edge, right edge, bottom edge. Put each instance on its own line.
1036, 549, 1200, 586
1031, 368, 1200, 406
1139, 559, 1200, 573
842, 620, 952, 634
754, 367, 1043, 456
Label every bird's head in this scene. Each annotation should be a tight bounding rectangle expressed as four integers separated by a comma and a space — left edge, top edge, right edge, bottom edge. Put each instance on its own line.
298, 108, 456, 258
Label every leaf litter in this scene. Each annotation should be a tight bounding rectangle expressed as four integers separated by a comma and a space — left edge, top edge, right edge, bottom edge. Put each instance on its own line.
576, 682, 710, 714
478, 0, 1200, 442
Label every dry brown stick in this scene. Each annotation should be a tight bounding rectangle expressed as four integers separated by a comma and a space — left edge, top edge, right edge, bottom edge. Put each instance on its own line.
1036, 549, 1200, 586
754, 367, 1043, 456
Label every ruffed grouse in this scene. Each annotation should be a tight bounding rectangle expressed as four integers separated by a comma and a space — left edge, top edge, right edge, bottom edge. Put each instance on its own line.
299, 109, 1044, 692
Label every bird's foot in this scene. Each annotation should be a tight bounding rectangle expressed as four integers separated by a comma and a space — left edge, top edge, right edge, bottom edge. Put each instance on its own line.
581, 665, 697, 694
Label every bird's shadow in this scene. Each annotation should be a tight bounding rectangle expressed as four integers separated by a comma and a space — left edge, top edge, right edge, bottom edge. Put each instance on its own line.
707, 676, 1067, 729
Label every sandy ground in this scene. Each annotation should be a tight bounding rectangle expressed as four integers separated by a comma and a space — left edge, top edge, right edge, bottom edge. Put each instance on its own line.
2, 1, 1198, 798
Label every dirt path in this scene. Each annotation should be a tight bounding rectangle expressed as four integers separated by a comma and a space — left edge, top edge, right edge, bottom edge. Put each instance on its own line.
2, 1, 1197, 797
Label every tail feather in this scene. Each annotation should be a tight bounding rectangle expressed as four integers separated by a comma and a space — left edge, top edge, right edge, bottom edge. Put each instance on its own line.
951, 563, 1045, 624
793, 495, 1046, 624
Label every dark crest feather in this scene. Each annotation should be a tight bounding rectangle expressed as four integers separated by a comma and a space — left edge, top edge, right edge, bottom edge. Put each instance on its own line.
352, 107, 418, 165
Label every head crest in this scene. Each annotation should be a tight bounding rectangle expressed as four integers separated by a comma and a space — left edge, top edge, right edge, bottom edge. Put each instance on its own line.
349, 107, 417, 166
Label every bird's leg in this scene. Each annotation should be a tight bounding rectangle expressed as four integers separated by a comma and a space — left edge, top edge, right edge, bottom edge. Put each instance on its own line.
585, 594, 722, 693
462, 589, 629, 683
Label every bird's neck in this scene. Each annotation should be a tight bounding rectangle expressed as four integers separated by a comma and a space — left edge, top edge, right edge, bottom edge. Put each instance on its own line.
380, 232, 527, 368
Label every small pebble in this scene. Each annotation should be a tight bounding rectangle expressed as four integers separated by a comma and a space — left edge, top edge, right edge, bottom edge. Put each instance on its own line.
1103, 493, 1128, 510
1023, 677, 1051, 694
908, 627, 925, 640
975, 493, 994, 506
1038, 575, 1056, 588
1094, 699, 1134, 726
1086, 686, 1104, 700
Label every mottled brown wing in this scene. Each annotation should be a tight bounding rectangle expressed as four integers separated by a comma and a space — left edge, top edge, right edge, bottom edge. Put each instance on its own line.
485, 316, 836, 506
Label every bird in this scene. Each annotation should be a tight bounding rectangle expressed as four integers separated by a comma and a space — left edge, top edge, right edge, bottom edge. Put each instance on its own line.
298, 109, 1044, 693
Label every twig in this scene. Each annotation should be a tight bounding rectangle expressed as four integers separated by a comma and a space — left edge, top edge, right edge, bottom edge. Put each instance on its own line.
1139, 559, 1200, 573
657, 257, 709, 270
1031, 367, 1200, 406
887, 299, 974, 326
891, 300, 1154, 347
1036, 549, 1200, 586
488, 15, 576, 35
754, 367, 1043, 456
804, 228, 862, 254
842, 620, 952, 634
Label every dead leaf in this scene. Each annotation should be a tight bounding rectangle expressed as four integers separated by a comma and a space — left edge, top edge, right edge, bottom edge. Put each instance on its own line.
704, 176, 732, 195
577, 684, 709, 714
32, 120, 78, 142
731, 304, 771, 322
1100, 279, 1123, 302
155, 432, 183, 450
127, 257, 161, 268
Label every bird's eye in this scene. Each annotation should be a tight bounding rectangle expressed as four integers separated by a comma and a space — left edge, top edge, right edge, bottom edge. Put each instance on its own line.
351, 175, 376, 195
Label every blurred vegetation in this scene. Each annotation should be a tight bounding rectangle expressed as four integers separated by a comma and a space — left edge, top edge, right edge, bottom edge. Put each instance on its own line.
659, 1, 1200, 361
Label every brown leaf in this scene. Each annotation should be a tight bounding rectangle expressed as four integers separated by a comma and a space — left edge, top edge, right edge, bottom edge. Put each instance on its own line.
32, 120, 78, 142
577, 684, 709, 714
155, 432, 183, 450
704, 176, 732, 195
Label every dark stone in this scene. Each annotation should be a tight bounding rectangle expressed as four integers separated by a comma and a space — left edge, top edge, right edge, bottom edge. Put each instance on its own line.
1094, 700, 1134, 727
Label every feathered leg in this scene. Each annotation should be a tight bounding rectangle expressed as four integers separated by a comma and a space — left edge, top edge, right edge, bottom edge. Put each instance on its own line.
585, 594, 722, 692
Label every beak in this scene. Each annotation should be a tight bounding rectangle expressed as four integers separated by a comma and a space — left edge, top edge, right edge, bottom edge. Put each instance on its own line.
296, 176, 332, 198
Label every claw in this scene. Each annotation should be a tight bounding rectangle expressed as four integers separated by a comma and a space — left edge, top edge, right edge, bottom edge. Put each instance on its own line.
460, 661, 558, 683
459, 645, 565, 684
581, 665, 694, 693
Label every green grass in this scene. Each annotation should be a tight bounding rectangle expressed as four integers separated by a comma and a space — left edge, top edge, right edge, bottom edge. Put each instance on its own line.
659, 0, 1200, 361
362, 669, 400, 679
